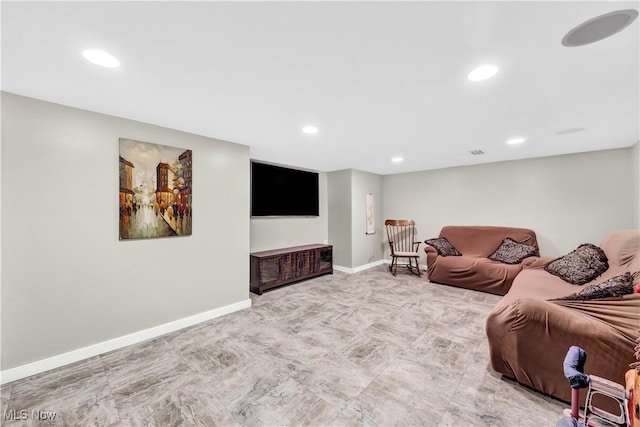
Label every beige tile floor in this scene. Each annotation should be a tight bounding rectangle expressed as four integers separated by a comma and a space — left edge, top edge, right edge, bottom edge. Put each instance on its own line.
1, 266, 569, 426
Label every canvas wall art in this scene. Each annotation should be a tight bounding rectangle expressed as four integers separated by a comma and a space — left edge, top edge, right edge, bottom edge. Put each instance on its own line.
119, 138, 192, 240
366, 193, 375, 235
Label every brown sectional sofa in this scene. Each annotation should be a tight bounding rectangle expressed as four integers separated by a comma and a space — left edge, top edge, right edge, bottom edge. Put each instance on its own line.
424, 225, 539, 295
486, 229, 640, 406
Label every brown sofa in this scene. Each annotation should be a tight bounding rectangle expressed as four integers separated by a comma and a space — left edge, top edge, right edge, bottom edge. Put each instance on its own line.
486, 229, 640, 406
424, 225, 539, 295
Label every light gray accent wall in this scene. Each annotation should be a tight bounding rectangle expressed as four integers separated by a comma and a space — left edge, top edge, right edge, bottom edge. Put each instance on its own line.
351, 170, 384, 268
327, 169, 384, 269
633, 141, 640, 228
327, 170, 352, 267
1, 92, 250, 369
249, 172, 328, 252
383, 148, 636, 262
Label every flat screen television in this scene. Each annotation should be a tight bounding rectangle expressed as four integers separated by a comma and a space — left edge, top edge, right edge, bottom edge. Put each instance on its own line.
251, 161, 319, 217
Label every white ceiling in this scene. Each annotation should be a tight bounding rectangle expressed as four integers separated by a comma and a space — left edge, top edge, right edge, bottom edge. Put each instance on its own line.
2, 1, 638, 175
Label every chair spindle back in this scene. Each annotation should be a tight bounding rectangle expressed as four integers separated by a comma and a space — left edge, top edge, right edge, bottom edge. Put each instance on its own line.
385, 219, 417, 253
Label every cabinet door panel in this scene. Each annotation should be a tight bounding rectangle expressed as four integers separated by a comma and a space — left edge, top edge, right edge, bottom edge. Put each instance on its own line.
280, 253, 298, 281
297, 251, 314, 276
260, 257, 281, 284
318, 248, 332, 273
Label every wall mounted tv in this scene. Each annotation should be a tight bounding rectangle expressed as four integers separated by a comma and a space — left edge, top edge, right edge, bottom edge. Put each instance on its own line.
251, 161, 319, 217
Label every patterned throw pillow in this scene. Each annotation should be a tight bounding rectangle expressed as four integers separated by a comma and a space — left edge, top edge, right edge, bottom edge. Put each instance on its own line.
424, 237, 461, 257
489, 238, 539, 264
544, 243, 609, 285
551, 272, 635, 301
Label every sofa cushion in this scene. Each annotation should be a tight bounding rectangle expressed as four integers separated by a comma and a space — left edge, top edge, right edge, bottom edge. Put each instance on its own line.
427, 255, 524, 295
424, 237, 461, 257
544, 243, 609, 285
551, 272, 635, 301
489, 238, 539, 264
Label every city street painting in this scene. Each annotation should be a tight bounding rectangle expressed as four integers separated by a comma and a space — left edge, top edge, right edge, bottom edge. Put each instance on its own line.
119, 138, 192, 240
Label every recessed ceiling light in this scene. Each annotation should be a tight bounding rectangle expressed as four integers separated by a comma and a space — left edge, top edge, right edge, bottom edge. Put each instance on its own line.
562, 9, 638, 47
302, 126, 319, 134
556, 127, 586, 135
507, 137, 526, 145
82, 49, 120, 68
391, 157, 403, 163
468, 64, 499, 82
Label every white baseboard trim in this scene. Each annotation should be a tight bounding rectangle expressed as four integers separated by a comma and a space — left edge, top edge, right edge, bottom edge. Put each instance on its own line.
334, 259, 386, 274
0, 298, 252, 385
381, 259, 428, 270
335, 260, 428, 274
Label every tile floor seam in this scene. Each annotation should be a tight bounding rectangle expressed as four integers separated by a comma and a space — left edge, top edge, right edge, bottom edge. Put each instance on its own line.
193, 370, 244, 427
96, 354, 123, 426
168, 330, 266, 426
164, 332, 253, 426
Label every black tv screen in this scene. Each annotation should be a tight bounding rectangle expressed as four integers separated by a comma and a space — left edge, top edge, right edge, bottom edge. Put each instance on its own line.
251, 161, 319, 217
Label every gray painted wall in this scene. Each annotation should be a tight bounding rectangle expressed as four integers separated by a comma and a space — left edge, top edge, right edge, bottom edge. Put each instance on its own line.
633, 141, 640, 228
351, 170, 384, 268
383, 148, 637, 264
249, 173, 328, 253
327, 169, 384, 269
1, 92, 250, 369
327, 170, 352, 267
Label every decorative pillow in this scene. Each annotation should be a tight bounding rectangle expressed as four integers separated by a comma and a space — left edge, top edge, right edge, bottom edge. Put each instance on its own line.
424, 237, 461, 257
544, 243, 609, 285
551, 272, 635, 301
488, 238, 539, 264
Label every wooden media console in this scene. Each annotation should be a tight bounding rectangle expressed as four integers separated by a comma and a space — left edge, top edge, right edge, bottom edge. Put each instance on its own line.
250, 244, 333, 295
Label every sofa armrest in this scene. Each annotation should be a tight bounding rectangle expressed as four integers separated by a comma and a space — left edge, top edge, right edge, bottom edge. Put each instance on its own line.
424, 244, 437, 254
424, 244, 439, 266
523, 256, 555, 269
520, 256, 540, 268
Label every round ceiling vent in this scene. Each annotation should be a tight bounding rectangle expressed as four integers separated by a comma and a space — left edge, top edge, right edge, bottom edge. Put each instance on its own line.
562, 9, 638, 47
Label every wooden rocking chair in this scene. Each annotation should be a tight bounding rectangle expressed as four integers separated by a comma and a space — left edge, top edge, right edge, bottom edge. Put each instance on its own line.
385, 219, 422, 276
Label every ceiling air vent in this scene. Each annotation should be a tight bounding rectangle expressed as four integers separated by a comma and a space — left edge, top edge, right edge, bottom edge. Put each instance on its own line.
470, 150, 485, 155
